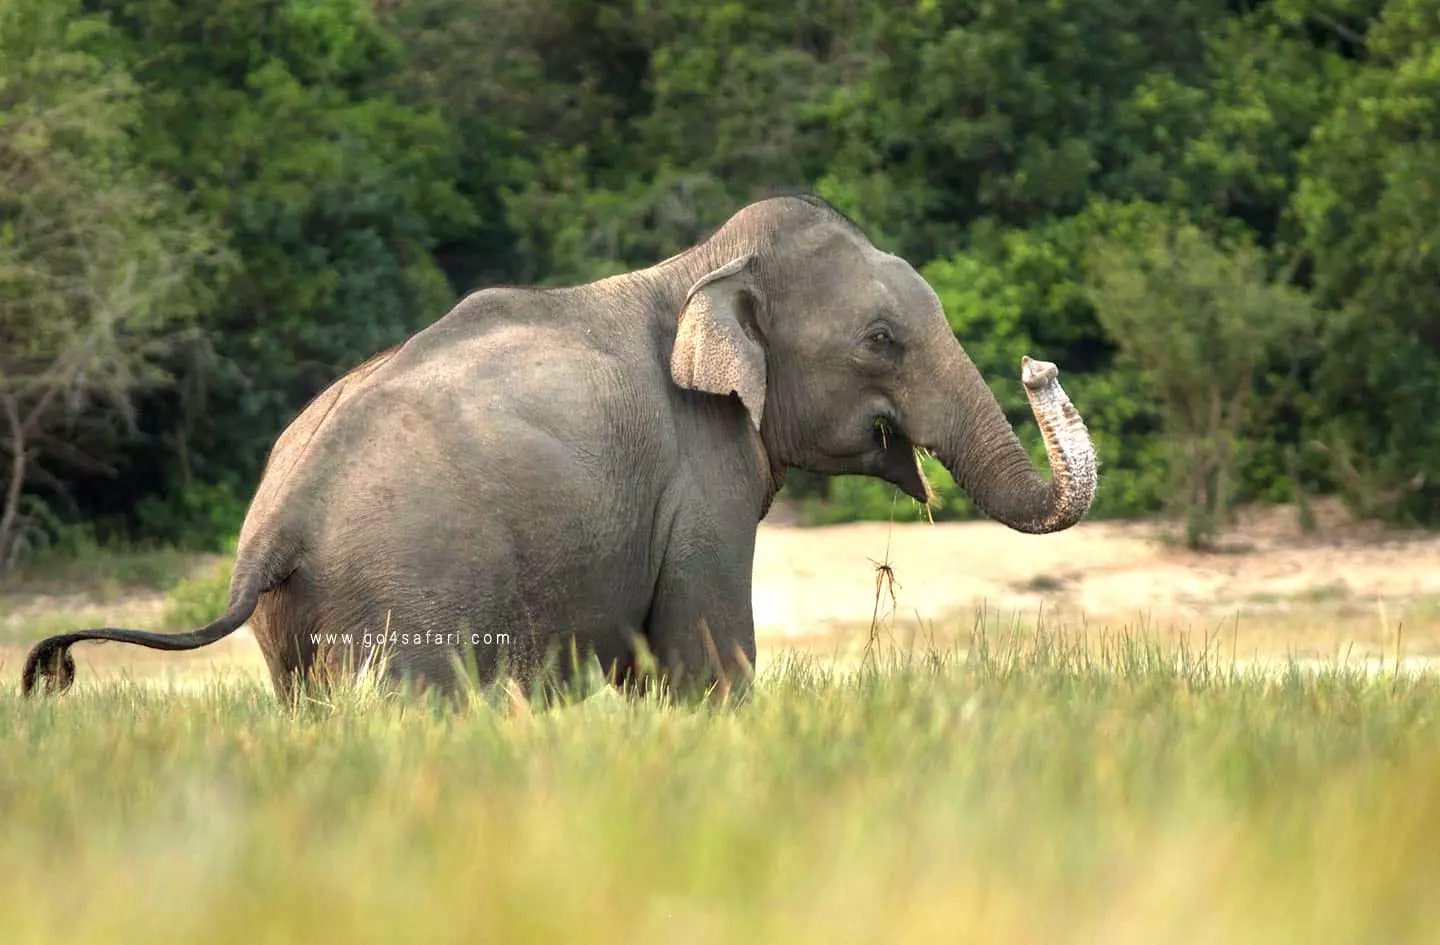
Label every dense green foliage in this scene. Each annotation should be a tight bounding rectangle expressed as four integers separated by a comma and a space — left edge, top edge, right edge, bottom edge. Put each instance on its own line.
2, 0, 1438, 557
6, 636, 1440, 942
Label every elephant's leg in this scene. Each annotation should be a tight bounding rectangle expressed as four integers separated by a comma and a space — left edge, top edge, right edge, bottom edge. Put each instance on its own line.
248, 579, 322, 704
635, 534, 758, 703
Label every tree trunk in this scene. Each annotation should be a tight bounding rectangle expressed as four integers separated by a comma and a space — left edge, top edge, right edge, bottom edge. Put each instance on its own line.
0, 394, 25, 576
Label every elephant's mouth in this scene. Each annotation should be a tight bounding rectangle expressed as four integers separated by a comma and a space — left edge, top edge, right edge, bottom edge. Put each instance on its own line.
872, 415, 935, 507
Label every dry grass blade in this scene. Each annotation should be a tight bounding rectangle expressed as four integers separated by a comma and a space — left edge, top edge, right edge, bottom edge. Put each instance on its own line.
864, 492, 903, 661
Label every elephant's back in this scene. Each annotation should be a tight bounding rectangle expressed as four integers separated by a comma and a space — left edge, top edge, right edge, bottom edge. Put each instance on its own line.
237, 340, 411, 551
239, 284, 677, 574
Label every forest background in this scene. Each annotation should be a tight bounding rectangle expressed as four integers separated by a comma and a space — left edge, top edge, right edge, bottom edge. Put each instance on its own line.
3, 0, 1438, 569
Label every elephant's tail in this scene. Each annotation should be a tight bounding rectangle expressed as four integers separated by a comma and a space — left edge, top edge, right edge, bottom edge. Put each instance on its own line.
20, 534, 295, 697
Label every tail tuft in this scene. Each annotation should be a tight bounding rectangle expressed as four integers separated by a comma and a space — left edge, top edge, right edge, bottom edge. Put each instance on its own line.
21, 641, 77, 697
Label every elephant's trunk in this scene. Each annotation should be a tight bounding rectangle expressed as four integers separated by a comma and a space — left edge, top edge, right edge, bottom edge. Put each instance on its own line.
931, 351, 1097, 534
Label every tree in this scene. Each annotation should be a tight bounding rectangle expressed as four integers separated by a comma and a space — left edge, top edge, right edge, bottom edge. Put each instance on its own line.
65, 0, 476, 545
0, 0, 221, 568
381, 0, 846, 286
1289, 0, 1440, 522
1085, 204, 1318, 548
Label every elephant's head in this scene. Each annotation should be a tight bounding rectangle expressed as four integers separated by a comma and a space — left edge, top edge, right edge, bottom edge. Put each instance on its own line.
667, 195, 1096, 533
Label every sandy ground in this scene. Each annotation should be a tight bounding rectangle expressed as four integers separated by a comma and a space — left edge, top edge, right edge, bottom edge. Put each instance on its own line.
4, 500, 1439, 689
754, 501, 1440, 657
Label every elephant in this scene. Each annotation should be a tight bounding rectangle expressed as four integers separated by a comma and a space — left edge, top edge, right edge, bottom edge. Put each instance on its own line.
21, 194, 1097, 702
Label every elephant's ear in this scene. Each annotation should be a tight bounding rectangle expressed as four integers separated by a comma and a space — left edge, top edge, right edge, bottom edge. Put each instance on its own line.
670, 254, 766, 430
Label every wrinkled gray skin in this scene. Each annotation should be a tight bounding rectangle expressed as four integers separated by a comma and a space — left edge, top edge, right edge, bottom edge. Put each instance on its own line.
22, 196, 1096, 702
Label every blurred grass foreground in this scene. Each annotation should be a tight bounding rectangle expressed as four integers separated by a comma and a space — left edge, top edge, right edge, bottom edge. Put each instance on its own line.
6, 628, 1439, 945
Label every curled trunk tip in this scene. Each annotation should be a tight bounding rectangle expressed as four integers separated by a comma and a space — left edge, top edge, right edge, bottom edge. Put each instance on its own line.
1020, 355, 1058, 390
1018, 354, 1096, 532
933, 350, 1098, 536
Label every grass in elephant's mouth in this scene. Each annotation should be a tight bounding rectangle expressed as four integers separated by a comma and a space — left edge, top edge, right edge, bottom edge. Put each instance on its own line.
4, 625, 1440, 945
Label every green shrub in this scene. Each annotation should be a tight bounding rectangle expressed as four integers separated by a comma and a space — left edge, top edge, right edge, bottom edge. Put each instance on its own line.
160, 554, 235, 631
134, 480, 248, 552
3, 516, 205, 592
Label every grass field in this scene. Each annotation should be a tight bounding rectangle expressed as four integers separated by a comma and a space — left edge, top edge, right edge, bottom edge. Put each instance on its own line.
6, 624, 1440, 945
4, 513, 1439, 943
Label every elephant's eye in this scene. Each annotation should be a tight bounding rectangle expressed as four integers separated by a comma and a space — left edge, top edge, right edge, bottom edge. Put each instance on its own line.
866, 327, 893, 347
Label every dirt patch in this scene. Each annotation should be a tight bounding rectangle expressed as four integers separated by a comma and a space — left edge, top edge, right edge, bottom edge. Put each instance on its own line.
754, 500, 1440, 660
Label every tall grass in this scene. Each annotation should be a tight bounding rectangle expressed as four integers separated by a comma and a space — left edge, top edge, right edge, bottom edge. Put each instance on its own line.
4, 629, 1438, 944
